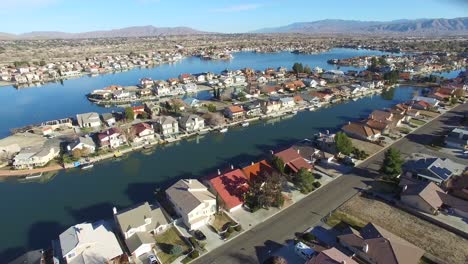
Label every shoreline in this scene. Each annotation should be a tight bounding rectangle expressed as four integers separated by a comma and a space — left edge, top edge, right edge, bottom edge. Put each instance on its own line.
0, 87, 411, 178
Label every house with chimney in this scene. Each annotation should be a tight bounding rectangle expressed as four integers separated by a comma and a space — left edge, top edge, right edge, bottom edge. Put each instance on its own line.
207, 168, 249, 212
341, 122, 381, 142
337, 223, 424, 264
98, 128, 126, 149
274, 147, 313, 174
132, 122, 155, 143
166, 179, 216, 230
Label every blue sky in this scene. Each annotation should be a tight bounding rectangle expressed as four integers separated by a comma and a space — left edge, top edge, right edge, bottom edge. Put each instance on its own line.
1, 0, 466, 34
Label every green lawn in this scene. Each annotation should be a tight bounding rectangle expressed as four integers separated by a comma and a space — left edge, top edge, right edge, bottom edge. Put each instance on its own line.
325, 210, 366, 231
154, 227, 191, 264
398, 127, 411, 134
211, 212, 235, 233
410, 119, 426, 126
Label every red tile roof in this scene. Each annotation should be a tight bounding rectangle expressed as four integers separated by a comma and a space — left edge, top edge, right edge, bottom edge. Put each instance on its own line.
227, 105, 245, 113
274, 147, 313, 173
241, 160, 274, 182
209, 169, 249, 210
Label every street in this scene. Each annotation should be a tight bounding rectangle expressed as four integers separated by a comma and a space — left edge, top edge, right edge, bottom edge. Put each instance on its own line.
193, 103, 467, 264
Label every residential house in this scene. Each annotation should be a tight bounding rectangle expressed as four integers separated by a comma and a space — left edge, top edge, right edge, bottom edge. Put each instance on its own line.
412, 96, 439, 107
144, 102, 160, 118
307, 247, 357, 264
183, 83, 198, 93
274, 147, 313, 174
139, 78, 153, 89
76, 112, 101, 128
166, 179, 216, 230
179, 73, 193, 84
13, 140, 61, 169
225, 105, 245, 120
322, 70, 345, 80
101, 113, 116, 127
132, 123, 155, 143
132, 105, 146, 119
338, 223, 424, 264
445, 127, 468, 150
98, 128, 126, 149
56, 220, 123, 264
240, 160, 273, 183
292, 140, 321, 164
67, 136, 96, 153
183, 97, 200, 108
342, 122, 381, 141
244, 101, 263, 117
208, 168, 249, 212
315, 132, 337, 154
155, 85, 171, 97
261, 100, 281, 114
179, 114, 205, 132
279, 97, 296, 109
113, 202, 171, 257
401, 181, 444, 214
403, 155, 466, 184
154, 116, 179, 138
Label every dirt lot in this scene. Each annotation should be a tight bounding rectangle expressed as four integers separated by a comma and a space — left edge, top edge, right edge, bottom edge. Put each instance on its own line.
350, 138, 383, 156
337, 195, 468, 264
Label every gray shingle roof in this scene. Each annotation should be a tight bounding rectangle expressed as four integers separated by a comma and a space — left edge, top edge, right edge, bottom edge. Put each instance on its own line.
115, 202, 170, 234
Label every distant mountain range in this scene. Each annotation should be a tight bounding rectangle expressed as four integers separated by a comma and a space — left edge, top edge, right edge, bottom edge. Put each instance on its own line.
252, 17, 468, 35
0, 26, 209, 39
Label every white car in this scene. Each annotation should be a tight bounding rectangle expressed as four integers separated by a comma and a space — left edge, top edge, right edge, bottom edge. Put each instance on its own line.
148, 254, 158, 264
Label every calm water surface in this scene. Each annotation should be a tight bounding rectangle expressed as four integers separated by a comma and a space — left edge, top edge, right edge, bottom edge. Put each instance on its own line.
0, 49, 448, 261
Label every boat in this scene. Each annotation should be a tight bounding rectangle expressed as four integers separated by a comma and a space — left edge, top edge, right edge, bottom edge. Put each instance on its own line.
143, 144, 152, 149
241, 122, 249, 127
290, 110, 298, 115
219, 127, 228, 133
114, 151, 123, 158
81, 163, 94, 170
307, 106, 315, 111
24, 172, 43, 180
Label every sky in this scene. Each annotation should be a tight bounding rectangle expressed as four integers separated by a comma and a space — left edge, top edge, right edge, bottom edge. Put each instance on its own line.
0, 0, 466, 34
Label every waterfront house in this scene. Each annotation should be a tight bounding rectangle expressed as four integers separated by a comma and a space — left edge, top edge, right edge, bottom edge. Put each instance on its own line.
112, 90, 132, 100
445, 127, 468, 150
341, 122, 381, 142
13, 140, 61, 169
138, 88, 152, 97
412, 96, 439, 107
279, 97, 296, 109
154, 116, 179, 138
208, 168, 249, 212
244, 100, 263, 117
315, 132, 338, 154
139, 78, 153, 89
56, 220, 123, 263
241, 159, 274, 182
132, 105, 146, 119
403, 155, 466, 185
322, 70, 345, 80
132, 123, 155, 143
98, 128, 126, 149
67, 136, 96, 153
307, 247, 357, 264
261, 100, 281, 114
179, 73, 193, 84
167, 78, 179, 86
368, 109, 403, 131
183, 83, 198, 93
183, 97, 200, 108
101, 113, 116, 127
179, 114, 205, 132
337, 223, 424, 264
409, 100, 431, 110
76, 112, 101, 128
225, 105, 245, 120
155, 85, 171, 97
166, 179, 216, 230
144, 101, 160, 118
274, 147, 313, 174
303, 78, 318, 88
113, 202, 171, 257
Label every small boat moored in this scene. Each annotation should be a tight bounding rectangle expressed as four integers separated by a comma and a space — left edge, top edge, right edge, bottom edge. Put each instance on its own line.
241, 122, 249, 127
81, 163, 94, 170
218, 127, 228, 133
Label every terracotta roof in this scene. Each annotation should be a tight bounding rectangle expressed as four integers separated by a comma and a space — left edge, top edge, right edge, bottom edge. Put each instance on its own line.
275, 147, 313, 173
241, 160, 273, 182
342, 122, 380, 139
209, 169, 248, 210
227, 105, 245, 113
133, 122, 152, 135
307, 247, 357, 264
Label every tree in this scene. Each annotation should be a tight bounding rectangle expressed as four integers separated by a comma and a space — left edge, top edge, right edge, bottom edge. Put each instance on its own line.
304, 65, 312, 74
383, 70, 400, 84
245, 171, 284, 210
124, 107, 135, 121
335, 132, 353, 155
380, 148, 403, 179
368, 57, 379, 72
293, 168, 315, 194
237, 92, 247, 101
272, 156, 285, 174
207, 104, 217, 112
292, 62, 304, 74
169, 244, 182, 255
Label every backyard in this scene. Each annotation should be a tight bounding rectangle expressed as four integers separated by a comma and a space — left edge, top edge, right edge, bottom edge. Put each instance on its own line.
154, 227, 191, 264
330, 194, 468, 264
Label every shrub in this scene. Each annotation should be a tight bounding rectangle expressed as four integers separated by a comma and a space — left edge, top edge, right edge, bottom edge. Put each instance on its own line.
312, 181, 321, 188
169, 244, 183, 255
234, 225, 242, 232
189, 250, 199, 259
302, 232, 315, 242
223, 231, 231, 239
313, 173, 322, 180
189, 237, 197, 246
227, 226, 234, 233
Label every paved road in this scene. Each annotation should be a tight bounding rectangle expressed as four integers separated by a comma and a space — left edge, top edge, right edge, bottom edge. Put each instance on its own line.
193, 103, 467, 264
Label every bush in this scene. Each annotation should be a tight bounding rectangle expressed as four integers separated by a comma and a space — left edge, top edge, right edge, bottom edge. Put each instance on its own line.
313, 173, 322, 180
302, 232, 315, 242
234, 225, 242, 232
189, 237, 197, 246
189, 250, 199, 259
312, 181, 321, 188
223, 231, 231, 239
227, 226, 234, 233
169, 244, 183, 255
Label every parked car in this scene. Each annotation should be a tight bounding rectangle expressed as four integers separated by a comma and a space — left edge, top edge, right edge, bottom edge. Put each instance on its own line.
193, 230, 207, 240
148, 254, 158, 264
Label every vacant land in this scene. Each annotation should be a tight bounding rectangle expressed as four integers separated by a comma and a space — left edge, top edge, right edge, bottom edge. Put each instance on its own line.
335, 195, 468, 264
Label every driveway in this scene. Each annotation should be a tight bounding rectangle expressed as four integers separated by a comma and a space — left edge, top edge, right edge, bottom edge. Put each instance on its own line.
198, 225, 225, 251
